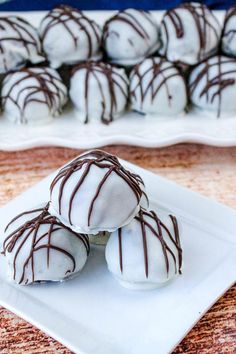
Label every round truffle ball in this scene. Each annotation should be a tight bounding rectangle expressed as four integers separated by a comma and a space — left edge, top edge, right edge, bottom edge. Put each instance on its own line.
159, 2, 221, 65
222, 6, 236, 57
0, 16, 44, 73
189, 55, 236, 118
1, 67, 68, 124
130, 57, 187, 116
39, 5, 102, 68
2, 203, 90, 285
105, 208, 183, 290
102, 8, 160, 66
69, 62, 129, 123
49, 150, 148, 235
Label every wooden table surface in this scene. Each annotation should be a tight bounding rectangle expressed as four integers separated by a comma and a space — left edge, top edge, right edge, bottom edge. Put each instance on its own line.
0, 144, 235, 354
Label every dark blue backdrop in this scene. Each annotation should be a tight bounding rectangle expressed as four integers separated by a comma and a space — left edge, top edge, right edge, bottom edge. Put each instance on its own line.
0, 0, 234, 11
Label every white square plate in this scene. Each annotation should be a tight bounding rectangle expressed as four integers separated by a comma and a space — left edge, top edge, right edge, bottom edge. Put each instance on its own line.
1, 10, 236, 151
0, 159, 235, 354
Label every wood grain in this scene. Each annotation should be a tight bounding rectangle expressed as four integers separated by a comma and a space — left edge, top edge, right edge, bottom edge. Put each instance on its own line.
0, 144, 235, 354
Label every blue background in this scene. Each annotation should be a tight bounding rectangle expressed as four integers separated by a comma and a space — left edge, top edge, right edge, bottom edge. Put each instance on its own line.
0, 0, 234, 11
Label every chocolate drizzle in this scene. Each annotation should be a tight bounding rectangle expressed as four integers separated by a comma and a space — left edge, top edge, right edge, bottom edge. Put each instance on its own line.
103, 9, 156, 40
50, 150, 148, 227
0, 16, 43, 72
40, 5, 101, 59
161, 3, 220, 62
189, 56, 236, 117
2, 203, 90, 285
2, 67, 67, 124
118, 209, 182, 278
71, 62, 128, 124
130, 57, 186, 109
222, 6, 236, 40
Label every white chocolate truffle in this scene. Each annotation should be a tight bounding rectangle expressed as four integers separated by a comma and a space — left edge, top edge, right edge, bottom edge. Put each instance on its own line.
0, 16, 44, 73
222, 6, 236, 56
159, 2, 221, 65
189, 55, 236, 118
39, 5, 102, 68
102, 8, 160, 66
105, 208, 183, 290
130, 57, 187, 116
69, 62, 129, 123
1, 67, 68, 124
1, 204, 90, 285
49, 150, 148, 235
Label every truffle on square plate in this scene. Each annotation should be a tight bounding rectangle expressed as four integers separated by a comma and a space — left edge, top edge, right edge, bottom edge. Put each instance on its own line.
102, 8, 160, 66
0, 16, 44, 73
49, 150, 148, 235
222, 6, 236, 57
39, 5, 102, 69
1, 67, 68, 124
189, 55, 236, 118
69, 62, 129, 124
105, 208, 183, 290
159, 2, 221, 65
1, 203, 90, 285
130, 57, 187, 116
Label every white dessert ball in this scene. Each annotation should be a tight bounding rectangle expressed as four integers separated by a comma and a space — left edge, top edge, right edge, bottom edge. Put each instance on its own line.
102, 8, 160, 66
130, 57, 187, 116
1, 67, 68, 124
39, 5, 102, 69
0, 16, 44, 73
49, 150, 148, 235
69, 62, 129, 123
159, 2, 221, 65
105, 208, 182, 290
189, 55, 236, 118
1, 203, 90, 285
222, 6, 236, 56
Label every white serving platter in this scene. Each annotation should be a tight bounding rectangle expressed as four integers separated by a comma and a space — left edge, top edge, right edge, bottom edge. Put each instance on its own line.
0, 10, 235, 150
0, 158, 235, 354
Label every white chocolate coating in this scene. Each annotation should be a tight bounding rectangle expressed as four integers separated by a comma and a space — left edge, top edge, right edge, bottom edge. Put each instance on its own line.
39, 5, 102, 68
159, 2, 221, 65
69, 62, 128, 123
49, 150, 148, 235
189, 55, 236, 118
0, 16, 44, 73
105, 208, 182, 290
222, 6, 236, 56
1, 67, 68, 124
2, 204, 89, 285
130, 57, 187, 116
103, 8, 160, 66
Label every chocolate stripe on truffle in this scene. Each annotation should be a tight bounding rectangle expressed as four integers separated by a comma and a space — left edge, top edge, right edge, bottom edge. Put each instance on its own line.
50, 150, 147, 227
117, 209, 182, 278
223, 6, 236, 37
189, 56, 236, 117
2, 203, 89, 284
162, 3, 220, 61
72, 62, 128, 124
40, 5, 100, 58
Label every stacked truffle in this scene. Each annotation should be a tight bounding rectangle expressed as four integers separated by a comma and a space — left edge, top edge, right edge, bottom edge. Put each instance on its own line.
1, 150, 183, 290
1, 3, 236, 123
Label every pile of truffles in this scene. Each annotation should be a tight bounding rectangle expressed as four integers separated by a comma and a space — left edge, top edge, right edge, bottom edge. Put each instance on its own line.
0, 3, 236, 123
1, 150, 183, 290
